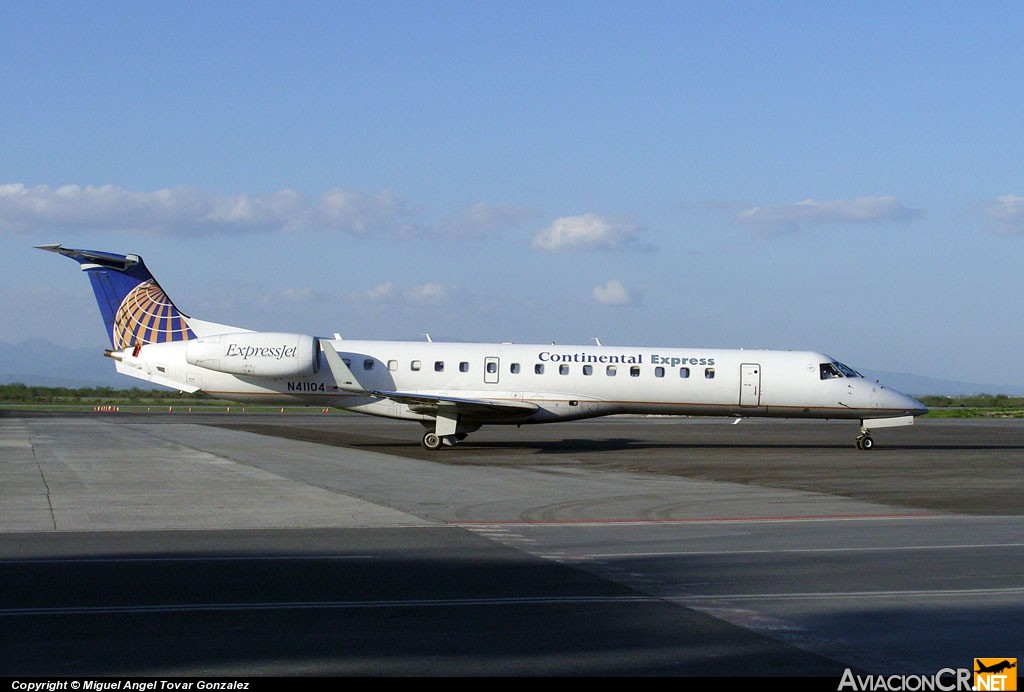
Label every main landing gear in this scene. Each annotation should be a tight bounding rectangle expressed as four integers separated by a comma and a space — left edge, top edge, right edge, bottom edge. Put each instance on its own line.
421, 431, 469, 450
422, 431, 444, 450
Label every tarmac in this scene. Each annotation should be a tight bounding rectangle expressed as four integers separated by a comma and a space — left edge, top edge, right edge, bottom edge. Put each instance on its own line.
2, 411, 1022, 677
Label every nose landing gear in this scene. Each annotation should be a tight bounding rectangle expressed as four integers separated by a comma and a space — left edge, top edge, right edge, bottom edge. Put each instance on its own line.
855, 415, 918, 451
856, 420, 875, 450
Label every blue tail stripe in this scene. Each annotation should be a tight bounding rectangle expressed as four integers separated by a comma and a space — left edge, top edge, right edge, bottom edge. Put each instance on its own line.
87, 271, 126, 343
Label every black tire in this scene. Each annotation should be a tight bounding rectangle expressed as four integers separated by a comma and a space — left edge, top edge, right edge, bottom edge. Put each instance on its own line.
422, 432, 442, 450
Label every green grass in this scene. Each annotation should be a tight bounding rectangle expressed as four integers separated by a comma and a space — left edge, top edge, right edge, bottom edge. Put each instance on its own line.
916, 395, 1024, 418
0, 383, 332, 414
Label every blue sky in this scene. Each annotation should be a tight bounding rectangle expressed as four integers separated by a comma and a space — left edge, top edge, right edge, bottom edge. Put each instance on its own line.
2, 1, 1022, 388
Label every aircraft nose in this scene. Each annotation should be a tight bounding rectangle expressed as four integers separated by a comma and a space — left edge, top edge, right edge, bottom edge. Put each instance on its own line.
892, 388, 929, 416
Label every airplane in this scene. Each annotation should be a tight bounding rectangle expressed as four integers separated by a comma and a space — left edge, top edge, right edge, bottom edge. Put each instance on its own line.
976, 660, 1017, 674
38, 244, 928, 451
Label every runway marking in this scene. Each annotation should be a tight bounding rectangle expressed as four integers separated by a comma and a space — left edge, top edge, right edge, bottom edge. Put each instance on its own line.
5, 586, 1021, 618
578, 541, 1024, 559
0, 594, 657, 617
673, 586, 1024, 602
0, 554, 378, 565
454, 513, 940, 527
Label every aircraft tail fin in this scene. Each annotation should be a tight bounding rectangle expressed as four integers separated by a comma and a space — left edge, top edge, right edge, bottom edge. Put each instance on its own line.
37, 244, 242, 349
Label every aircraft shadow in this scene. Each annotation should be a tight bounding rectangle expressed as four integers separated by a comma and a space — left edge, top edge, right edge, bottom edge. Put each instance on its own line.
204, 421, 1024, 455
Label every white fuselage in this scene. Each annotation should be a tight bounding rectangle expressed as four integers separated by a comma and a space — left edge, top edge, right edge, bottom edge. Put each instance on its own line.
115, 338, 926, 425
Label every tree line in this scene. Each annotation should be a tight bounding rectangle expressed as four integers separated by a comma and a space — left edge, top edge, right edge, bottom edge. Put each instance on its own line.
918, 394, 1024, 409
0, 383, 221, 405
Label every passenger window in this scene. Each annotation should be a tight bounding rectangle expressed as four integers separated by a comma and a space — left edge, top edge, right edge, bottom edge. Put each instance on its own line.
459, 361, 469, 373
363, 359, 374, 370
705, 368, 715, 379
435, 361, 444, 372
388, 360, 398, 372
511, 363, 520, 374
535, 364, 544, 374
583, 365, 593, 375
630, 366, 640, 377
655, 367, 665, 378
411, 360, 421, 371
679, 367, 690, 378
559, 364, 569, 375
606, 365, 617, 376
343, 358, 351, 367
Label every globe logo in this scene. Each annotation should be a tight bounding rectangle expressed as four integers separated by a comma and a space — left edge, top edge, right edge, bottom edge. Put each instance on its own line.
112, 279, 194, 349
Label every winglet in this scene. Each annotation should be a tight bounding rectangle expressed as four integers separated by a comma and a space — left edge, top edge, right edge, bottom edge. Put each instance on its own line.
318, 339, 364, 392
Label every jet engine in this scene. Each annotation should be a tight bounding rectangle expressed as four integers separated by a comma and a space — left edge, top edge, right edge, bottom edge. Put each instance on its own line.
185, 332, 319, 377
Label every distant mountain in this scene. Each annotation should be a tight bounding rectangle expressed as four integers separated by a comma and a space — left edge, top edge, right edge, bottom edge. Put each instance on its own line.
0, 338, 143, 389
857, 369, 1024, 397
2, 338, 1022, 395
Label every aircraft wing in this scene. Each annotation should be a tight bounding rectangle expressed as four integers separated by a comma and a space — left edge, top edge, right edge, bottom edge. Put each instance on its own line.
371, 389, 539, 420
318, 338, 537, 421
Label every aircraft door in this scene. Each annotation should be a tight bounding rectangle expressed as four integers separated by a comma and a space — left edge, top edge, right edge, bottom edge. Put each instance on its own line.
740, 363, 761, 407
484, 357, 500, 384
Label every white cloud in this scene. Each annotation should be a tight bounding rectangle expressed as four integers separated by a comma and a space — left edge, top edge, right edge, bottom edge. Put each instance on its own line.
0, 183, 409, 236
404, 283, 451, 306
350, 280, 452, 309
984, 195, 1024, 236
316, 188, 407, 234
437, 202, 539, 238
736, 196, 921, 232
532, 213, 639, 252
364, 281, 394, 303
256, 285, 320, 308
592, 279, 631, 306
280, 287, 314, 302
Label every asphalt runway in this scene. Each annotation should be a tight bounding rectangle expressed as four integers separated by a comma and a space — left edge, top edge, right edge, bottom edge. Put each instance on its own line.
2, 411, 1022, 677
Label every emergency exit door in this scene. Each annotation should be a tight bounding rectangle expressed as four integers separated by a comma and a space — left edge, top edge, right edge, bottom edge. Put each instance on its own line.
740, 363, 761, 407
484, 357, 500, 384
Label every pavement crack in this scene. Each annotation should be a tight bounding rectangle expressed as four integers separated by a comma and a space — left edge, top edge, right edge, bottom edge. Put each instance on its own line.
30, 434, 58, 531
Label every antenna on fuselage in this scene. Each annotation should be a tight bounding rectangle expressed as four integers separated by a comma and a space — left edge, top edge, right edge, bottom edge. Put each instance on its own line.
592, 337, 602, 346
423, 334, 433, 342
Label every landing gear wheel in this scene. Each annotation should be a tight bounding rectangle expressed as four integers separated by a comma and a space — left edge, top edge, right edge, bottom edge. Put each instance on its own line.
856, 434, 874, 451
422, 431, 442, 450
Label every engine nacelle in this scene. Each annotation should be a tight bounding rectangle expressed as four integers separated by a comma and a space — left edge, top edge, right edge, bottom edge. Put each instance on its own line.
185, 332, 319, 377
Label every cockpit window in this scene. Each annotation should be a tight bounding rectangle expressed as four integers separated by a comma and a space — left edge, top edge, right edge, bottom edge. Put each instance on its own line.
820, 360, 863, 379
820, 363, 842, 379
834, 360, 862, 378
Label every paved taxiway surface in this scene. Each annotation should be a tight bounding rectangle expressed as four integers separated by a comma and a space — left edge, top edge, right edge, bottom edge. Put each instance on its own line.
2, 412, 1022, 676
